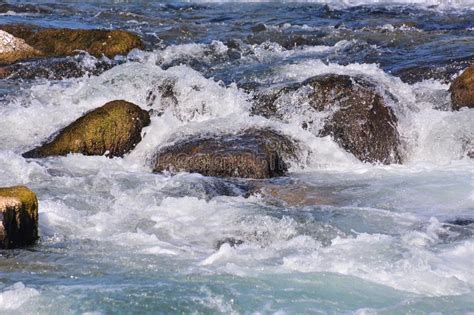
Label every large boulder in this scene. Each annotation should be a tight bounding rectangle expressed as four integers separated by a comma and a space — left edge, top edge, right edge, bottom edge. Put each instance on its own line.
0, 30, 41, 64
0, 186, 39, 249
0, 24, 143, 63
251, 74, 402, 164
153, 128, 298, 179
450, 65, 474, 110
23, 100, 150, 158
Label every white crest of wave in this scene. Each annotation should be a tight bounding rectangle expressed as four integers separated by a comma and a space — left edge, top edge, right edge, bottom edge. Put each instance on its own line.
0, 282, 40, 311
185, 0, 474, 10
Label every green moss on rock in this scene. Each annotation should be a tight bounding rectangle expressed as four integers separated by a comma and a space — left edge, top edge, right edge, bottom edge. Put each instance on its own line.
0, 24, 143, 60
23, 100, 151, 158
0, 186, 39, 249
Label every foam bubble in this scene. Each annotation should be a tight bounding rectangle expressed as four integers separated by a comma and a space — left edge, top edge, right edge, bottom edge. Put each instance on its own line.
0, 282, 40, 311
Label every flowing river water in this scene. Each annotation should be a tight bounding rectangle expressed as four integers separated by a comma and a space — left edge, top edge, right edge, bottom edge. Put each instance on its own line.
0, 1, 473, 314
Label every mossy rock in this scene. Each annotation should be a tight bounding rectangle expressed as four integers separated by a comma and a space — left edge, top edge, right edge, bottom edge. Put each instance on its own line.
450, 65, 474, 110
0, 24, 143, 62
23, 100, 151, 158
0, 186, 39, 249
153, 128, 298, 179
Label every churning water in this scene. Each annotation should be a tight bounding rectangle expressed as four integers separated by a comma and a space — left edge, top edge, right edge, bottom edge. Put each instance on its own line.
0, 1, 473, 314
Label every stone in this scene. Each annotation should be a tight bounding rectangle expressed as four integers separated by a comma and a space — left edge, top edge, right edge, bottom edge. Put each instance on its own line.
0, 186, 39, 249
23, 100, 150, 158
0, 24, 143, 61
450, 65, 474, 110
153, 128, 298, 179
0, 3, 51, 14
0, 56, 115, 80
215, 237, 244, 249
252, 74, 402, 164
258, 182, 335, 207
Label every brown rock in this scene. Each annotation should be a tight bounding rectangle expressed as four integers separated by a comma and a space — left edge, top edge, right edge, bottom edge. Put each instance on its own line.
259, 182, 334, 207
153, 128, 298, 179
252, 74, 402, 164
450, 65, 474, 110
0, 186, 39, 249
0, 24, 143, 61
23, 100, 150, 158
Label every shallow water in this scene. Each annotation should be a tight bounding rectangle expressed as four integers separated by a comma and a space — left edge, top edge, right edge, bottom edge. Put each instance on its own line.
1, 1, 474, 314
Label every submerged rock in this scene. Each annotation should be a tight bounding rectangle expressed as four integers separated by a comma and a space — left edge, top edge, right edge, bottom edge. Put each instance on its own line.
153, 128, 298, 179
252, 74, 402, 164
0, 3, 51, 14
394, 55, 474, 84
257, 181, 335, 207
450, 65, 474, 110
23, 100, 150, 158
0, 55, 115, 80
0, 186, 39, 249
0, 30, 41, 64
215, 237, 244, 249
0, 24, 143, 63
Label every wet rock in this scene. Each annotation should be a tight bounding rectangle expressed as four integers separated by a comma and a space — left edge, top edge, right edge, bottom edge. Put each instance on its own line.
146, 78, 179, 116
246, 30, 323, 49
215, 237, 244, 249
395, 56, 474, 84
257, 181, 335, 207
0, 24, 143, 60
0, 3, 51, 14
153, 128, 298, 179
0, 30, 41, 64
450, 65, 474, 110
251, 23, 267, 33
252, 74, 402, 164
446, 218, 474, 226
23, 100, 150, 158
0, 56, 115, 80
0, 186, 39, 249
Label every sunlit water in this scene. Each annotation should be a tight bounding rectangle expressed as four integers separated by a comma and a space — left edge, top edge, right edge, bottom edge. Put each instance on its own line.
0, 1, 473, 314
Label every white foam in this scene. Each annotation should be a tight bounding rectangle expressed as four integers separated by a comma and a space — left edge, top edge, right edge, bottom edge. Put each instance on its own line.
185, 0, 474, 10
0, 282, 40, 311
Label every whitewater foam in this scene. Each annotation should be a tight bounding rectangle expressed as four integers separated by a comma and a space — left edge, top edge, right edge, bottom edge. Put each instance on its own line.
0, 282, 40, 311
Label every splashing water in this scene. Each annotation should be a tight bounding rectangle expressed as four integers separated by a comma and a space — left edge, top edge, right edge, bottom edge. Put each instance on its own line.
0, 1, 473, 314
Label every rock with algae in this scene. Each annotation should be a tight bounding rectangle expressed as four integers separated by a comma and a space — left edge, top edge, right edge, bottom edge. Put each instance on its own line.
0, 186, 39, 249
23, 100, 151, 158
0, 24, 143, 64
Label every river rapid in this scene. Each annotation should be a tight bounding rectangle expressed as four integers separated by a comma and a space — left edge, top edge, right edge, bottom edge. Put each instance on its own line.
0, 1, 473, 314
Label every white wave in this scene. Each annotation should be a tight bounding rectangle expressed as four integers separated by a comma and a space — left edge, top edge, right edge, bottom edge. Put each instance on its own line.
2, 50, 473, 169
185, 0, 474, 10
0, 283, 40, 311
